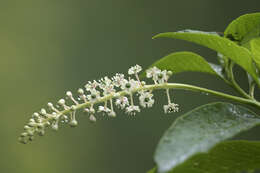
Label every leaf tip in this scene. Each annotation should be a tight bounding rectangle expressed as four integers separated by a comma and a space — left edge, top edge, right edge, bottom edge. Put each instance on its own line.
152, 33, 167, 39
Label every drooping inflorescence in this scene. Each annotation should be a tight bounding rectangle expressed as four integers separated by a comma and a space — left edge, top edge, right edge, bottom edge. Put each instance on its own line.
19, 65, 179, 144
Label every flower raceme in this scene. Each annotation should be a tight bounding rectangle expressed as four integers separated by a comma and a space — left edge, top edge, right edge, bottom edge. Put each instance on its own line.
19, 65, 179, 144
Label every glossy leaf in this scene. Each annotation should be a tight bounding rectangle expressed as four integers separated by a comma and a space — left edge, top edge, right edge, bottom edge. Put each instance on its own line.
146, 51, 221, 77
149, 141, 260, 173
153, 30, 259, 83
250, 38, 260, 70
224, 13, 260, 44
171, 140, 260, 173
154, 102, 260, 173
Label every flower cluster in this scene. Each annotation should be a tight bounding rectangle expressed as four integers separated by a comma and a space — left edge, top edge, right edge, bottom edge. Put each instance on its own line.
19, 65, 179, 144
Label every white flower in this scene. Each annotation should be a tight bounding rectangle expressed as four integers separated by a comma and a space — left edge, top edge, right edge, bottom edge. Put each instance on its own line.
115, 96, 129, 109
125, 105, 140, 115
112, 73, 125, 87
98, 106, 111, 115
128, 64, 142, 75
86, 90, 100, 102
99, 76, 112, 88
85, 80, 99, 92
121, 79, 140, 93
163, 103, 179, 113
146, 67, 172, 84
156, 70, 169, 84
51, 121, 59, 131
139, 91, 155, 108
146, 66, 161, 79
99, 76, 115, 95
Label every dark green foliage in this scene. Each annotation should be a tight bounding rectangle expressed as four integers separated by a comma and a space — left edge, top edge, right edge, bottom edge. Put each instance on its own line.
148, 13, 260, 173
153, 30, 259, 84
154, 102, 260, 173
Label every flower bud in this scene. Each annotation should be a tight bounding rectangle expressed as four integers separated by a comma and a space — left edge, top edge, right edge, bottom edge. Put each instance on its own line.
58, 99, 65, 105
89, 114, 96, 123
78, 88, 84, 95
69, 120, 78, 127
28, 122, 36, 127
90, 107, 95, 114
21, 132, 28, 137
47, 102, 53, 107
52, 123, 59, 131
29, 118, 35, 123
108, 111, 116, 118
167, 70, 173, 76
40, 108, 47, 115
32, 112, 40, 119
24, 125, 30, 130
66, 91, 73, 97
84, 108, 89, 113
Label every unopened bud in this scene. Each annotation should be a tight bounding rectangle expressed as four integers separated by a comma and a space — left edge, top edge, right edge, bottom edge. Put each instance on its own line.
89, 114, 96, 123
69, 120, 78, 127
66, 91, 73, 97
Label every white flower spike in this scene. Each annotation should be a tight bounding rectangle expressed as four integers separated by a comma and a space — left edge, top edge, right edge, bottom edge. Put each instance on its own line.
19, 65, 178, 144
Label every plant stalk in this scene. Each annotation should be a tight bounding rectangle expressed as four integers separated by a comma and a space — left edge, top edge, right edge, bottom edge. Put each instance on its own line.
57, 83, 260, 118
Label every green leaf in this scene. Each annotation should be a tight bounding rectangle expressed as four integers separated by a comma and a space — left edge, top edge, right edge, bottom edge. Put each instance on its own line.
171, 140, 260, 173
146, 51, 221, 76
154, 102, 260, 173
224, 13, 260, 43
152, 30, 258, 83
250, 38, 260, 70
150, 141, 260, 173
147, 167, 157, 173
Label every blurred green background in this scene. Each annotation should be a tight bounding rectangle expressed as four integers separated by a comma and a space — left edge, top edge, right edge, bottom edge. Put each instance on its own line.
1, 0, 260, 172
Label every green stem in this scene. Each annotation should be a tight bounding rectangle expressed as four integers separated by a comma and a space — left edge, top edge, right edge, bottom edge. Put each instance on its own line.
227, 62, 252, 100
158, 83, 260, 108
58, 83, 260, 118
249, 83, 256, 98
31, 82, 260, 134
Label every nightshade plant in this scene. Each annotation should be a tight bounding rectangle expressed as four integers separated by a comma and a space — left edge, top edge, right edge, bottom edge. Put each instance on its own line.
20, 13, 260, 173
